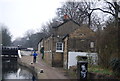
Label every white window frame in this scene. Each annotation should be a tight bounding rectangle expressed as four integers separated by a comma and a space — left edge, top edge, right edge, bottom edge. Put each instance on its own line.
56, 42, 63, 52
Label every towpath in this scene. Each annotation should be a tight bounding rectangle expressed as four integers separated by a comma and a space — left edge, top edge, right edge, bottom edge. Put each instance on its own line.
19, 55, 71, 79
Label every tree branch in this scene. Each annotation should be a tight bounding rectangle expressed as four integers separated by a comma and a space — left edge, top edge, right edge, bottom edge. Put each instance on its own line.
90, 8, 115, 16
104, 0, 116, 9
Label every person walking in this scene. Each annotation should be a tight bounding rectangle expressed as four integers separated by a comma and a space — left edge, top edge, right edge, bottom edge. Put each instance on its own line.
32, 51, 38, 63
40, 46, 44, 59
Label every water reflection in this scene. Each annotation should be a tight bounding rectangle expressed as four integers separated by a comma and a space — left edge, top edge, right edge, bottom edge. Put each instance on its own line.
2, 58, 34, 80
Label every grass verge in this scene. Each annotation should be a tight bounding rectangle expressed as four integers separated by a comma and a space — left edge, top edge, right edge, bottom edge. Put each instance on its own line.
88, 65, 113, 75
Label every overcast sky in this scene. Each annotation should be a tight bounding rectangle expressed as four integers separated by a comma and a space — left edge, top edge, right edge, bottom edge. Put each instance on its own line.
0, 0, 68, 41
1, 0, 119, 41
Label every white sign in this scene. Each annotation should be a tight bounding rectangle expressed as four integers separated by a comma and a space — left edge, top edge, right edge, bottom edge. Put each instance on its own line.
118, 12, 120, 18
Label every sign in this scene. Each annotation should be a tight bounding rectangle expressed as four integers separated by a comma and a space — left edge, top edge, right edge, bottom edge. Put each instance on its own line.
77, 61, 88, 79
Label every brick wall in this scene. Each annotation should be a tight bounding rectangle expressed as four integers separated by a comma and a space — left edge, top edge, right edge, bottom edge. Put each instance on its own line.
68, 26, 96, 52
52, 52, 63, 67
44, 36, 53, 65
63, 37, 69, 69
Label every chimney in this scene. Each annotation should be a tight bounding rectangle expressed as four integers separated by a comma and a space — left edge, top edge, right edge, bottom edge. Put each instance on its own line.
63, 14, 69, 21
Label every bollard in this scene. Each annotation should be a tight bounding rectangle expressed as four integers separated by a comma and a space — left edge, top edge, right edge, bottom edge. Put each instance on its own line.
77, 61, 88, 79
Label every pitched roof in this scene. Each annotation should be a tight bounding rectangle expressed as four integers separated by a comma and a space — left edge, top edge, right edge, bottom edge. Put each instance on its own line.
52, 19, 80, 28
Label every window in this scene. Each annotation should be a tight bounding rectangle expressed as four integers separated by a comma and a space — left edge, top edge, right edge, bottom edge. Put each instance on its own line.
56, 42, 63, 52
90, 42, 94, 48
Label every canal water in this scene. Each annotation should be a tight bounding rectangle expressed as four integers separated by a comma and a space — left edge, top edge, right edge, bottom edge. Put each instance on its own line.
2, 58, 35, 80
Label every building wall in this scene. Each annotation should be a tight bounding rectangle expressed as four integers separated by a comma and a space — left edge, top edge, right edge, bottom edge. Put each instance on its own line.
68, 38, 91, 52
52, 37, 63, 67
63, 37, 69, 69
38, 43, 40, 54
43, 36, 63, 67
52, 52, 63, 67
68, 26, 96, 52
44, 37, 53, 65
69, 26, 95, 39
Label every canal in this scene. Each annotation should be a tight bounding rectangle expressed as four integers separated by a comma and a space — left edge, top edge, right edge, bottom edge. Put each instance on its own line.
2, 57, 36, 80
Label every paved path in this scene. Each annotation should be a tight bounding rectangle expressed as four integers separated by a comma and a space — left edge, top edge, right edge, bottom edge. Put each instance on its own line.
19, 55, 70, 79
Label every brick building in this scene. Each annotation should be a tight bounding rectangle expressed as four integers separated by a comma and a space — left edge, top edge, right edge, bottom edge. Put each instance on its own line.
38, 20, 80, 67
38, 19, 96, 67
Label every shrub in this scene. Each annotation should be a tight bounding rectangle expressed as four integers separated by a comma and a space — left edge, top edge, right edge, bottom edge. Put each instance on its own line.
76, 56, 87, 61
110, 58, 120, 77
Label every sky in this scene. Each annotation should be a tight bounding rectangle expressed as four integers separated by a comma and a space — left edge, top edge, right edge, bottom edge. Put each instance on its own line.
0, 0, 67, 41
1, 0, 119, 41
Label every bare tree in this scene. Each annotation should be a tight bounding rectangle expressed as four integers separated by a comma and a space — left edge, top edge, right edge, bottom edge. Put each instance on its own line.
56, 1, 103, 30
56, 1, 88, 25
24, 29, 35, 38
90, 0, 120, 27
0, 24, 12, 46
